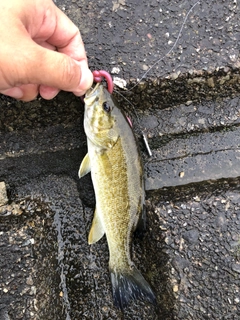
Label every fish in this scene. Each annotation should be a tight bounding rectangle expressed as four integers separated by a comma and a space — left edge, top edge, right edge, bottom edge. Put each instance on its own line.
78, 83, 156, 310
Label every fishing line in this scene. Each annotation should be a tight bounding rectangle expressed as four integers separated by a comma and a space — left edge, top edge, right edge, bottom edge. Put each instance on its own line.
114, 88, 153, 155
115, 0, 201, 157
127, 0, 201, 91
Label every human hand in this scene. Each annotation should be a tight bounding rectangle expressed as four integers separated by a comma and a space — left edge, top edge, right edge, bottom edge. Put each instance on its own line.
0, 0, 93, 101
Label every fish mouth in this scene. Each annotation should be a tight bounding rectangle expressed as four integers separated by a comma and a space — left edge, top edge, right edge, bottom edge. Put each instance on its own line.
84, 82, 105, 107
85, 82, 101, 98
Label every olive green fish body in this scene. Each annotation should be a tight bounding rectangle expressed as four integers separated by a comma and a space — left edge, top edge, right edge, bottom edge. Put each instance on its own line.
90, 133, 141, 265
79, 83, 155, 309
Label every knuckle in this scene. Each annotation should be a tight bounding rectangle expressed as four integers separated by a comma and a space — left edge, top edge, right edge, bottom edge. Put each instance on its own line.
60, 57, 79, 89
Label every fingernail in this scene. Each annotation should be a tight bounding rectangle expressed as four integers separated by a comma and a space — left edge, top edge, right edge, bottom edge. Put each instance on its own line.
74, 67, 93, 97
1, 87, 23, 99
39, 86, 59, 100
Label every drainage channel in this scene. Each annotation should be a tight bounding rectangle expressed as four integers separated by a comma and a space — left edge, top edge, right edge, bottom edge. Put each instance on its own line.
0, 81, 240, 319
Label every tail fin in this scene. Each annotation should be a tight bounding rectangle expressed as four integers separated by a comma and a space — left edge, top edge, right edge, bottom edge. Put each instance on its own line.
110, 266, 156, 310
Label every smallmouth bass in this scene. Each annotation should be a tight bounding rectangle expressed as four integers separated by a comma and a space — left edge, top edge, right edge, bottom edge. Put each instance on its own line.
79, 83, 155, 309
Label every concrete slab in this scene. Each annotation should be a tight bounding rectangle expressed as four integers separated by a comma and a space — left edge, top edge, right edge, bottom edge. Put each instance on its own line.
56, 0, 239, 80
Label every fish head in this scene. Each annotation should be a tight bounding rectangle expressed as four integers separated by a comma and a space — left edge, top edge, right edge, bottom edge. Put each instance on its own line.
84, 83, 119, 149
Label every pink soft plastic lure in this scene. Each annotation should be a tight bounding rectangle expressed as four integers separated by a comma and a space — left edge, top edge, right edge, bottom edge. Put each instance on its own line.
92, 70, 114, 94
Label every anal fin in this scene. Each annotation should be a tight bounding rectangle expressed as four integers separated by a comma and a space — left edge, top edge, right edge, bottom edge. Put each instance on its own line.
135, 204, 147, 238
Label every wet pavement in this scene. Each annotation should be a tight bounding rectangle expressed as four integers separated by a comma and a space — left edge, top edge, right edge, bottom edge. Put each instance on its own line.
0, 0, 240, 319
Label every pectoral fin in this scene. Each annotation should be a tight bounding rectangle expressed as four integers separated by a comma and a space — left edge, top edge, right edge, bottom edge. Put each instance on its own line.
88, 209, 105, 244
78, 153, 91, 178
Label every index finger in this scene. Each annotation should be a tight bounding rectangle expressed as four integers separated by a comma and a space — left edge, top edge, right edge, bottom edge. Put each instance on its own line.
49, 6, 87, 62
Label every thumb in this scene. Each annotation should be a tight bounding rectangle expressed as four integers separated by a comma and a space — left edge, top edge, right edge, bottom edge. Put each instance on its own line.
17, 43, 93, 95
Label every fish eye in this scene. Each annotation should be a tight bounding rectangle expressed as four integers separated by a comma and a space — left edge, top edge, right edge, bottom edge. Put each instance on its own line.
102, 101, 111, 113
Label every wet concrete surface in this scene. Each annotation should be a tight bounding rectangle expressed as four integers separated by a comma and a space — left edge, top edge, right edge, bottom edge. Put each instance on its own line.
1, 0, 240, 319
52, 0, 240, 112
